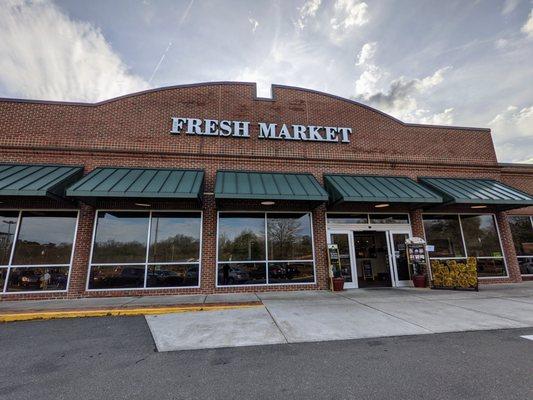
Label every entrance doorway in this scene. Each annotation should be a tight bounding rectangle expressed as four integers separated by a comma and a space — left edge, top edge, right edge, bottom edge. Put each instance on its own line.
328, 227, 412, 288
354, 231, 391, 288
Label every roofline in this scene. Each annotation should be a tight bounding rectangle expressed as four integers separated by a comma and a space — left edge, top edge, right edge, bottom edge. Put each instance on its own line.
499, 162, 533, 168
0, 81, 491, 132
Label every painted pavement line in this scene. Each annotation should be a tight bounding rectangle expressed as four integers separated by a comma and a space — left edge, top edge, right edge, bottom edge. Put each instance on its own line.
520, 335, 533, 341
0, 303, 262, 323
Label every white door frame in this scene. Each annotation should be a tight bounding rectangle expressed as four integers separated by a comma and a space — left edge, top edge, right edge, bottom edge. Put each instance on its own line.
327, 230, 358, 289
327, 224, 412, 289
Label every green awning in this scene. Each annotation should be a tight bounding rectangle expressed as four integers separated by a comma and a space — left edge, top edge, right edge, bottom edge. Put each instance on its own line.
0, 164, 83, 198
66, 167, 204, 200
324, 174, 442, 205
419, 177, 533, 207
214, 171, 328, 201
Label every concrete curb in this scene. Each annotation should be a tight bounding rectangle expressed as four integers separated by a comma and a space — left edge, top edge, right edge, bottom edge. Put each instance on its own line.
0, 302, 262, 323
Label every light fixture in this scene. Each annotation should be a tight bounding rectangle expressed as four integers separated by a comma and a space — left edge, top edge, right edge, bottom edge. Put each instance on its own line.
134, 202, 151, 207
261, 201, 275, 206
471, 205, 487, 209
374, 203, 389, 208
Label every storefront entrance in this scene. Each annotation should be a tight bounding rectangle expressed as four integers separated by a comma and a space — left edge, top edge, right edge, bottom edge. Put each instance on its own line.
328, 223, 412, 289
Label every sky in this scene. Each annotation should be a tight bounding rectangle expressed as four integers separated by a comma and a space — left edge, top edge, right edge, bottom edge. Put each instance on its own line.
0, 0, 532, 163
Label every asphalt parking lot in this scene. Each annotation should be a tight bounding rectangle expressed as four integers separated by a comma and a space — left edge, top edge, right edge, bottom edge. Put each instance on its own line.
1, 317, 532, 400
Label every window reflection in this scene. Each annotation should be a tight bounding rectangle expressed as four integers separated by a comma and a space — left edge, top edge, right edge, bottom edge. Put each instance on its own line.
12, 211, 77, 265
476, 258, 506, 278
89, 265, 145, 289
6, 267, 68, 292
218, 213, 265, 261
146, 264, 199, 287
327, 214, 368, 224
268, 262, 314, 284
518, 257, 533, 275
267, 213, 312, 260
89, 211, 202, 289
149, 212, 201, 262
507, 216, 533, 256
0, 268, 6, 290
369, 214, 409, 224
218, 262, 266, 285
92, 212, 149, 264
461, 215, 502, 257
0, 212, 18, 265
423, 215, 465, 257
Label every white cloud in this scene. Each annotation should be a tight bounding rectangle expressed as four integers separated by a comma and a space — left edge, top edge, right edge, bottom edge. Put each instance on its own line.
356, 42, 377, 65
329, 0, 368, 43
521, 9, 533, 38
489, 105, 533, 163
249, 17, 259, 33
330, 0, 368, 30
354, 56, 454, 125
502, 0, 520, 15
295, 0, 322, 30
0, 0, 149, 102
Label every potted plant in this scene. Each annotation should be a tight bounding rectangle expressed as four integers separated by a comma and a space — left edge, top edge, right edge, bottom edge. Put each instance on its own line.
331, 263, 345, 291
412, 262, 426, 288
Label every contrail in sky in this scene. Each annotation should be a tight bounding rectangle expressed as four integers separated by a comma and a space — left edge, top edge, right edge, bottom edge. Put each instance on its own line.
148, 0, 194, 84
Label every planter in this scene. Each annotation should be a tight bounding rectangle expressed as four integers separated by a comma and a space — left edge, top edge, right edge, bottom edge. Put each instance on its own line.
332, 277, 345, 291
412, 274, 426, 288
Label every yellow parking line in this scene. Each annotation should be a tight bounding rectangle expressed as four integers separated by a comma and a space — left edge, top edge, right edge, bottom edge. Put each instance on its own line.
0, 303, 262, 323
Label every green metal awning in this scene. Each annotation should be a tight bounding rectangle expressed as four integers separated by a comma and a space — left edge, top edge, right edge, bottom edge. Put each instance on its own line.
214, 171, 328, 201
0, 164, 83, 198
419, 177, 533, 207
324, 174, 443, 205
66, 167, 204, 200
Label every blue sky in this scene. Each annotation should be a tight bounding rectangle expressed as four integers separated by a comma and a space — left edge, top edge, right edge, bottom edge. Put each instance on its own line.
0, 0, 532, 163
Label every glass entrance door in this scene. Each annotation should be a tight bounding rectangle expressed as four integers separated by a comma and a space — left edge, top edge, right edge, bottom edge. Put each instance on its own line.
329, 232, 357, 288
389, 232, 412, 287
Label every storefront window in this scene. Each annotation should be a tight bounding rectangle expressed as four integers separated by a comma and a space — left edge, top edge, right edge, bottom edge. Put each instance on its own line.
217, 212, 315, 286
327, 214, 368, 224
217, 213, 265, 261
369, 214, 409, 224
1, 211, 78, 293
461, 215, 502, 257
88, 211, 201, 290
267, 213, 312, 260
92, 212, 149, 264
507, 216, 533, 275
423, 214, 507, 277
0, 212, 18, 265
423, 215, 465, 258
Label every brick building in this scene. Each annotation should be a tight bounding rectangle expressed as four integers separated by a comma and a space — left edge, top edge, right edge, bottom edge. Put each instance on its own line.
0, 82, 532, 301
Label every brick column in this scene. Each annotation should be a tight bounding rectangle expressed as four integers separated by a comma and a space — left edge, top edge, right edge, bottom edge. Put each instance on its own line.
409, 209, 425, 239
312, 204, 329, 289
495, 211, 522, 282
201, 195, 217, 293
68, 204, 96, 298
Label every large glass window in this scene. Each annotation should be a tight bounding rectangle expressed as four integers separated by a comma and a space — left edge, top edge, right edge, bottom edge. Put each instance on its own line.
217, 212, 315, 286
88, 211, 202, 290
423, 214, 506, 277
507, 215, 533, 276
326, 213, 410, 225
423, 215, 465, 258
1, 211, 78, 293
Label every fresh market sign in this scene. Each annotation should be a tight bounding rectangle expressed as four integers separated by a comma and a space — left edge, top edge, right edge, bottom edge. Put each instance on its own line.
170, 117, 352, 143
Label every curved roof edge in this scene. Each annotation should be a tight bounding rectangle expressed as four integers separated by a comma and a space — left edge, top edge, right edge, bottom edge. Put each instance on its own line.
0, 81, 491, 132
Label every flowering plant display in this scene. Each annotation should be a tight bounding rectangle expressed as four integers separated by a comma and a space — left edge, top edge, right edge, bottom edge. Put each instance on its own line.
430, 257, 478, 289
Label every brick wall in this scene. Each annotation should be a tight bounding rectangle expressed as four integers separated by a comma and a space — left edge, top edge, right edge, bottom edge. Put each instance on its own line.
1, 82, 532, 300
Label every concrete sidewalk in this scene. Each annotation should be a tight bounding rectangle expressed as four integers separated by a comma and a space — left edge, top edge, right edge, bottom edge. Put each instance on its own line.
146, 282, 533, 351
